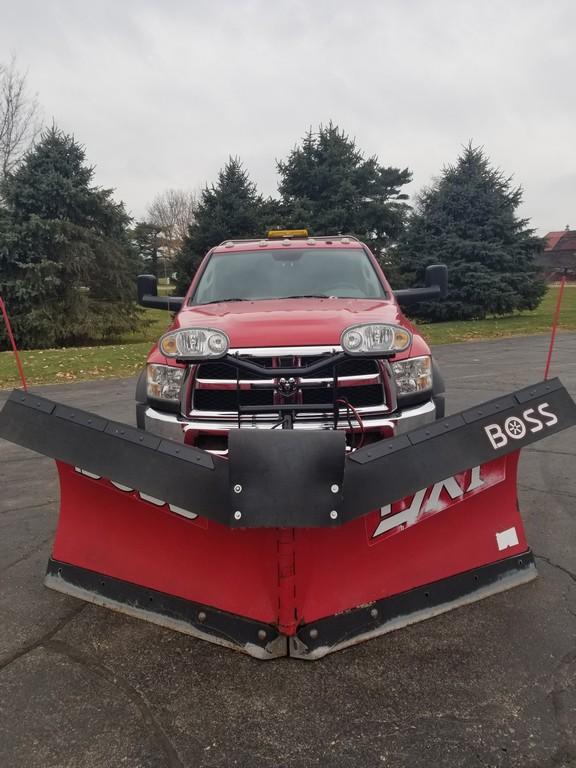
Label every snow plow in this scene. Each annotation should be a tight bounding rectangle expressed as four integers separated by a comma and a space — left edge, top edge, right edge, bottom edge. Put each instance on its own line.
1, 232, 575, 659
1, 377, 575, 659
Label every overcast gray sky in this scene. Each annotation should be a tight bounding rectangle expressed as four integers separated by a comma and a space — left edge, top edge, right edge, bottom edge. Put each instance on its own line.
2, 0, 574, 234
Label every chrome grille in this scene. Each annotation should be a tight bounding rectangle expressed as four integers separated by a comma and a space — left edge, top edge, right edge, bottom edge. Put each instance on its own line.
191, 353, 385, 414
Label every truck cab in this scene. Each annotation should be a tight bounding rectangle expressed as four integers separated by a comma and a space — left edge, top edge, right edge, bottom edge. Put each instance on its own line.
136, 232, 447, 454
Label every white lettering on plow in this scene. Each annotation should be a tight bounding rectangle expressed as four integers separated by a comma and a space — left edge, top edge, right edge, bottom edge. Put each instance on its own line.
371, 463, 504, 539
74, 468, 198, 520
484, 402, 558, 450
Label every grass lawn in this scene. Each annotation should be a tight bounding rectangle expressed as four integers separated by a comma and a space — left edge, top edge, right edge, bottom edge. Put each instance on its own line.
0, 309, 172, 389
419, 286, 576, 346
0, 288, 574, 389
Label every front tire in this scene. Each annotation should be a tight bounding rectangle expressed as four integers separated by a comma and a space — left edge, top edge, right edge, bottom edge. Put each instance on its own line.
432, 360, 446, 419
135, 369, 147, 429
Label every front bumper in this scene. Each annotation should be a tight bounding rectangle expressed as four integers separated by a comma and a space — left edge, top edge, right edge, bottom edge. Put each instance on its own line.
143, 398, 438, 443
144, 347, 437, 448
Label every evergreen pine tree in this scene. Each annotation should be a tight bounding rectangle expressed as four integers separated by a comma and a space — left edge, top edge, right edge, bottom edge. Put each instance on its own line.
0, 127, 141, 349
132, 221, 162, 276
277, 123, 411, 255
175, 157, 266, 293
395, 144, 546, 321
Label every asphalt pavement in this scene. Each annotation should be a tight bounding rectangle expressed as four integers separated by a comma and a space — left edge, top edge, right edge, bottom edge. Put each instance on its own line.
1, 334, 575, 768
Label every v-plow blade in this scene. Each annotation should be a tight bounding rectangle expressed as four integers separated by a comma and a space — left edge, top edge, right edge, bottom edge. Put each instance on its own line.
1, 378, 575, 659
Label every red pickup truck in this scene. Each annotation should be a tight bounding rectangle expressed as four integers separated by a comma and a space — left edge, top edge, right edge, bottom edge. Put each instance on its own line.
136, 232, 448, 452
3, 230, 574, 658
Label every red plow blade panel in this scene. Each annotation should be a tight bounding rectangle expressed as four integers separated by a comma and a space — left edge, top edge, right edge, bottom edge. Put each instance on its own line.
1, 381, 575, 658
293, 454, 526, 625
53, 463, 279, 625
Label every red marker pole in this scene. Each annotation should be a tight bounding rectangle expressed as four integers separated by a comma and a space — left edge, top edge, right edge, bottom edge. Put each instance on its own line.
544, 273, 567, 380
0, 297, 28, 391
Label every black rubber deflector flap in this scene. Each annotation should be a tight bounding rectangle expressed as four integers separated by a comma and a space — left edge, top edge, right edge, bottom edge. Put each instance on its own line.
228, 429, 346, 527
1, 379, 575, 528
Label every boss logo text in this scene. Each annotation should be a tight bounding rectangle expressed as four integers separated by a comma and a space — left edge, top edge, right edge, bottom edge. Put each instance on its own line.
484, 402, 557, 450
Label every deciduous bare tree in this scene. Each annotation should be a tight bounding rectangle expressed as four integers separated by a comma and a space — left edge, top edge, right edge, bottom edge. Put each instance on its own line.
0, 57, 42, 179
147, 188, 198, 265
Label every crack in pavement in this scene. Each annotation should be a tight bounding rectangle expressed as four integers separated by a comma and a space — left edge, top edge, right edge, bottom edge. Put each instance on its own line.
535, 554, 576, 585
518, 484, 576, 501
406, 652, 576, 768
395, 672, 549, 737
446, 385, 512, 394
44, 639, 187, 768
522, 448, 576, 459
0, 603, 86, 673
0, 535, 53, 575
548, 649, 576, 767
524, 448, 576, 458
0, 454, 48, 464
0, 500, 56, 516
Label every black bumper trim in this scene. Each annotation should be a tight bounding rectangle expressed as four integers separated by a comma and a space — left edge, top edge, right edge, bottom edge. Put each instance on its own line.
46, 558, 283, 656
292, 551, 535, 657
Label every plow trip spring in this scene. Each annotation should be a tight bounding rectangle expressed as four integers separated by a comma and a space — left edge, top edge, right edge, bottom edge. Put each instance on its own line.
1, 377, 575, 659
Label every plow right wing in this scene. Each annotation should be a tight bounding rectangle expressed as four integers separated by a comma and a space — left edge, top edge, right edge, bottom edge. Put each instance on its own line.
341, 378, 576, 522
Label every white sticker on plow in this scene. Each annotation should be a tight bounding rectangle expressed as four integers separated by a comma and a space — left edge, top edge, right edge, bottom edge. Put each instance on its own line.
496, 527, 519, 551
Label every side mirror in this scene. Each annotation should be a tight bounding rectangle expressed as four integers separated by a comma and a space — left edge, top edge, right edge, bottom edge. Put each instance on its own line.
394, 264, 448, 307
137, 275, 184, 312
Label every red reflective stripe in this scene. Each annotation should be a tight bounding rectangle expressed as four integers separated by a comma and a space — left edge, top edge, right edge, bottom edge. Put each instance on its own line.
0, 297, 27, 391
544, 276, 567, 380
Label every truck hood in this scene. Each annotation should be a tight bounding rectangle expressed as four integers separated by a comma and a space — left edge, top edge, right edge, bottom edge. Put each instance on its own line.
174, 298, 415, 348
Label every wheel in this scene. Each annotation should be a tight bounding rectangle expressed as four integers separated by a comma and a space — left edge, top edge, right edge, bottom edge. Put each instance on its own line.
135, 368, 147, 429
432, 360, 446, 419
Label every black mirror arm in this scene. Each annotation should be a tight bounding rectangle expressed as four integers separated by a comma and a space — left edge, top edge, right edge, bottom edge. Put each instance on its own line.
394, 285, 442, 307
139, 294, 184, 311
137, 274, 184, 311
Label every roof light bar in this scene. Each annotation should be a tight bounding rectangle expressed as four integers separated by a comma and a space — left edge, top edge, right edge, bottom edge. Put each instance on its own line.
267, 229, 309, 239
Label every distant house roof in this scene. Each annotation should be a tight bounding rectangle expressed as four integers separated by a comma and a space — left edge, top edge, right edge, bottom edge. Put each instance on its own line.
554, 232, 576, 252
540, 228, 576, 278
544, 227, 576, 252
544, 231, 567, 251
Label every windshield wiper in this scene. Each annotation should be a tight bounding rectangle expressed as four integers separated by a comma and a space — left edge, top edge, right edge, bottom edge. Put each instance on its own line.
198, 295, 335, 305
200, 298, 248, 305
279, 294, 332, 299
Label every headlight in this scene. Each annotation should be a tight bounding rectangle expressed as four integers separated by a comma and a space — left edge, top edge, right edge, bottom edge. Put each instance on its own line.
341, 323, 412, 355
147, 364, 185, 402
159, 328, 229, 360
392, 355, 432, 395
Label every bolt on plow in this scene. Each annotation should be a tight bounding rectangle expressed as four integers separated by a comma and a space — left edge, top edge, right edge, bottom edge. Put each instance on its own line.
1, 378, 575, 659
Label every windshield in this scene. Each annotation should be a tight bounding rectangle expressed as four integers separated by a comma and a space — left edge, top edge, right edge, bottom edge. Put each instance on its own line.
190, 248, 388, 304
